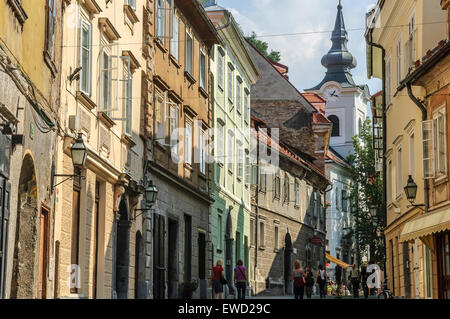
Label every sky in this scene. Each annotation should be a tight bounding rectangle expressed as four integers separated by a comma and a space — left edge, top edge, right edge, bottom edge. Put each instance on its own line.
218, 0, 382, 95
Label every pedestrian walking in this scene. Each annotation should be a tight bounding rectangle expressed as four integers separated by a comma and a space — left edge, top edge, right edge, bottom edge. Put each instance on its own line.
350, 264, 360, 299
316, 265, 327, 299
304, 266, 315, 299
292, 260, 305, 299
234, 260, 248, 299
211, 260, 225, 299
361, 265, 369, 299
335, 265, 342, 297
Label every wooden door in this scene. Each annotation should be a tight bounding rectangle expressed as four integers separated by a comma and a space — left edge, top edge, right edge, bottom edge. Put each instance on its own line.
437, 232, 450, 299
38, 207, 50, 299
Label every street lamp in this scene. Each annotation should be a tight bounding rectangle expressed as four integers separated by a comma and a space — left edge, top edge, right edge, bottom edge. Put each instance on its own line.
133, 180, 158, 220
404, 175, 424, 208
51, 133, 87, 190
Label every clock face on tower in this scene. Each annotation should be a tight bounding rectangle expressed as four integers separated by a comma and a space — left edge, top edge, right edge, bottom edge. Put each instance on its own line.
323, 85, 341, 102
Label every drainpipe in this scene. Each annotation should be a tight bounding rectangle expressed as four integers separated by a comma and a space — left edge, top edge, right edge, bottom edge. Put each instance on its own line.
253, 125, 260, 294
216, 11, 231, 31
407, 83, 429, 214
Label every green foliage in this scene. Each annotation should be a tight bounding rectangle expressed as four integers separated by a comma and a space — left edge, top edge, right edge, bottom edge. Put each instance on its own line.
246, 32, 281, 63
346, 118, 385, 268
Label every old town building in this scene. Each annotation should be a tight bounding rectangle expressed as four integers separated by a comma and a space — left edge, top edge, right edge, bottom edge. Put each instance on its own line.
142, 0, 220, 299
366, 0, 447, 298
0, 0, 64, 298
246, 38, 331, 296
54, 0, 147, 299
306, 2, 369, 279
397, 1, 450, 299
202, 0, 260, 298
250, 113, 330, 296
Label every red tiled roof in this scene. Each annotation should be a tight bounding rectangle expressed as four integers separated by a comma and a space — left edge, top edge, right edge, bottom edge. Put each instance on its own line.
313, 112, 331, 124
301, 92, 326, 104
325, 149, 348, 167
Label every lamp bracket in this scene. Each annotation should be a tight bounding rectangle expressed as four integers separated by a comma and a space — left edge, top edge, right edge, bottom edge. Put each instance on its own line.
52, 174, 86, 190
132, 206, 152, 221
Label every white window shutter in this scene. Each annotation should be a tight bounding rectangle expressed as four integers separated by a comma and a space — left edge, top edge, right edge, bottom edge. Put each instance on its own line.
422, 120, 435, 179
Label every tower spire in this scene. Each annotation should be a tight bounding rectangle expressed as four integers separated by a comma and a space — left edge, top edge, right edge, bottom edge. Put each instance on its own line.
306, 2, 357, 90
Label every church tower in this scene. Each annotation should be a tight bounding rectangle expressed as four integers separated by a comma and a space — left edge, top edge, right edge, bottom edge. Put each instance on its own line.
306, 2, 370, 159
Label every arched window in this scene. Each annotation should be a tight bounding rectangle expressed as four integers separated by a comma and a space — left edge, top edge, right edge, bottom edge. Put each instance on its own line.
328, 115, 340, 137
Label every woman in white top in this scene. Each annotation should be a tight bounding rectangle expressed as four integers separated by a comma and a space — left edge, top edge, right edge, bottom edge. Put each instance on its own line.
316, 264, 327, 298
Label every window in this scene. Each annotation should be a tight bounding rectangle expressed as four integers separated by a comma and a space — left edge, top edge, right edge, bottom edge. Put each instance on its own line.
274, 225, 279, 250
342, 190, 348, 212
217, 49, 224, 90
244, 90, 250, 124
237, 142, 243, 180
423, 120, 434, 179
45, 0, 56, 59
283, 173, 290, 203
387, 158, 393, 204
260, 165, 266, 192
101, 48, 112, 111
185, 121, 193, 165
227, 130, 234, 173
259, 221, 265, 247
171, 15, 179, 60
123, 64, 132, 135
200, 130, 206, 174
127, 0, 137, 10
200, 52, 206, 89
184, 214, 192, 282
245, 154, 251, 186
328, 115, 340, 137
358, 118, 363, 136
79, 17, 92, 95
156, 0, 165, 40
227, 64, 234, 105
409, 132, 415, 179
236, 78, 242, 114
185, 32, 193, 75
386, 58, 392, 105
406, 14, 416, 68
169, 104, 179, 156
217, 122, 224, 165
396, 38, 402, 86
250, 219, 255, 246
274, 168, 281, 199
295, 179, 300, 206
155, 94, 165, 141
217, 213, 223, 250
396, 147, 402, 197
433, 108, 447, 178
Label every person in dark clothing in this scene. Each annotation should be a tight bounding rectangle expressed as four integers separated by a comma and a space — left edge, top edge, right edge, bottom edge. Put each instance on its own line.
304, 266, 315, 299
350, 264, 360, 298
316, 265, 327, 299
361, 265, 369, 299
293, 260, 305, 299
335, 265, 342, 297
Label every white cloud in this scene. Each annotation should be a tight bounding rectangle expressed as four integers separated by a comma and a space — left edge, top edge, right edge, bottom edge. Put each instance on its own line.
224, 0, 381, 94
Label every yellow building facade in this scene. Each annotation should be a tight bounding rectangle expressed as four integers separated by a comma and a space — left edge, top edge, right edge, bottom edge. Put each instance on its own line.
366, 0, 447, 298
55, 0, 146, 299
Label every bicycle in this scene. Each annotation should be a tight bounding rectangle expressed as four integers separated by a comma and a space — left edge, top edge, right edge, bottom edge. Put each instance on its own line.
378, 278, 394, 299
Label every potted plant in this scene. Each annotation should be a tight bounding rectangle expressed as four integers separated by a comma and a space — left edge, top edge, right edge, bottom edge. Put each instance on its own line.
181, 279, 198, 299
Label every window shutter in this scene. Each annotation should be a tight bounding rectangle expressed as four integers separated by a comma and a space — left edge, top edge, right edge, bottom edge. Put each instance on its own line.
422, 120, 435, 179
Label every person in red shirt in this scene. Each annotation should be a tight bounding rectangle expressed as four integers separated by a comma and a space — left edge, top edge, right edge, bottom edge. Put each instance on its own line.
292, 260, 305, 299
211, 260, 225, 299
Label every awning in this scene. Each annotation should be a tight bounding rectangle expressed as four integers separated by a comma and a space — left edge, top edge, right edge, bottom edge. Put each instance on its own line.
399, 208, 450, 243
325, 253, 350, 269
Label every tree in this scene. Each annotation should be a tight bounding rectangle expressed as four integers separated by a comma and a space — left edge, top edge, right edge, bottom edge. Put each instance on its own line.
246, 32, 281, 63
346, 118, 385, 269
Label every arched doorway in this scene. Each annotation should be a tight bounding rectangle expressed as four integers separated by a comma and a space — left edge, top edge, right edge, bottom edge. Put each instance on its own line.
225, 208, 234, 295
115, 196, 131, 299
284, 232, 293, 294
11, 154, 42, 299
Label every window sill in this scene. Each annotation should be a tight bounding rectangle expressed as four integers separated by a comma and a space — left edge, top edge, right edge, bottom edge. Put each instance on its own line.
123, 4, 139, 24
273, 248, 280, 253
199, 172, 207, 180
199, 86, 209, 99
121, 133, 136, 148
216, 249, 223, 254
76, 91, 96, 111
184, 71, 196, 85
434, 175, 448, 186
98, 111, 116, 129
154, 38, 167, 53
258, 246, 265, 251
169, 54, 181, 69
43, 51, 57, 78
7, 0, 28, 25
